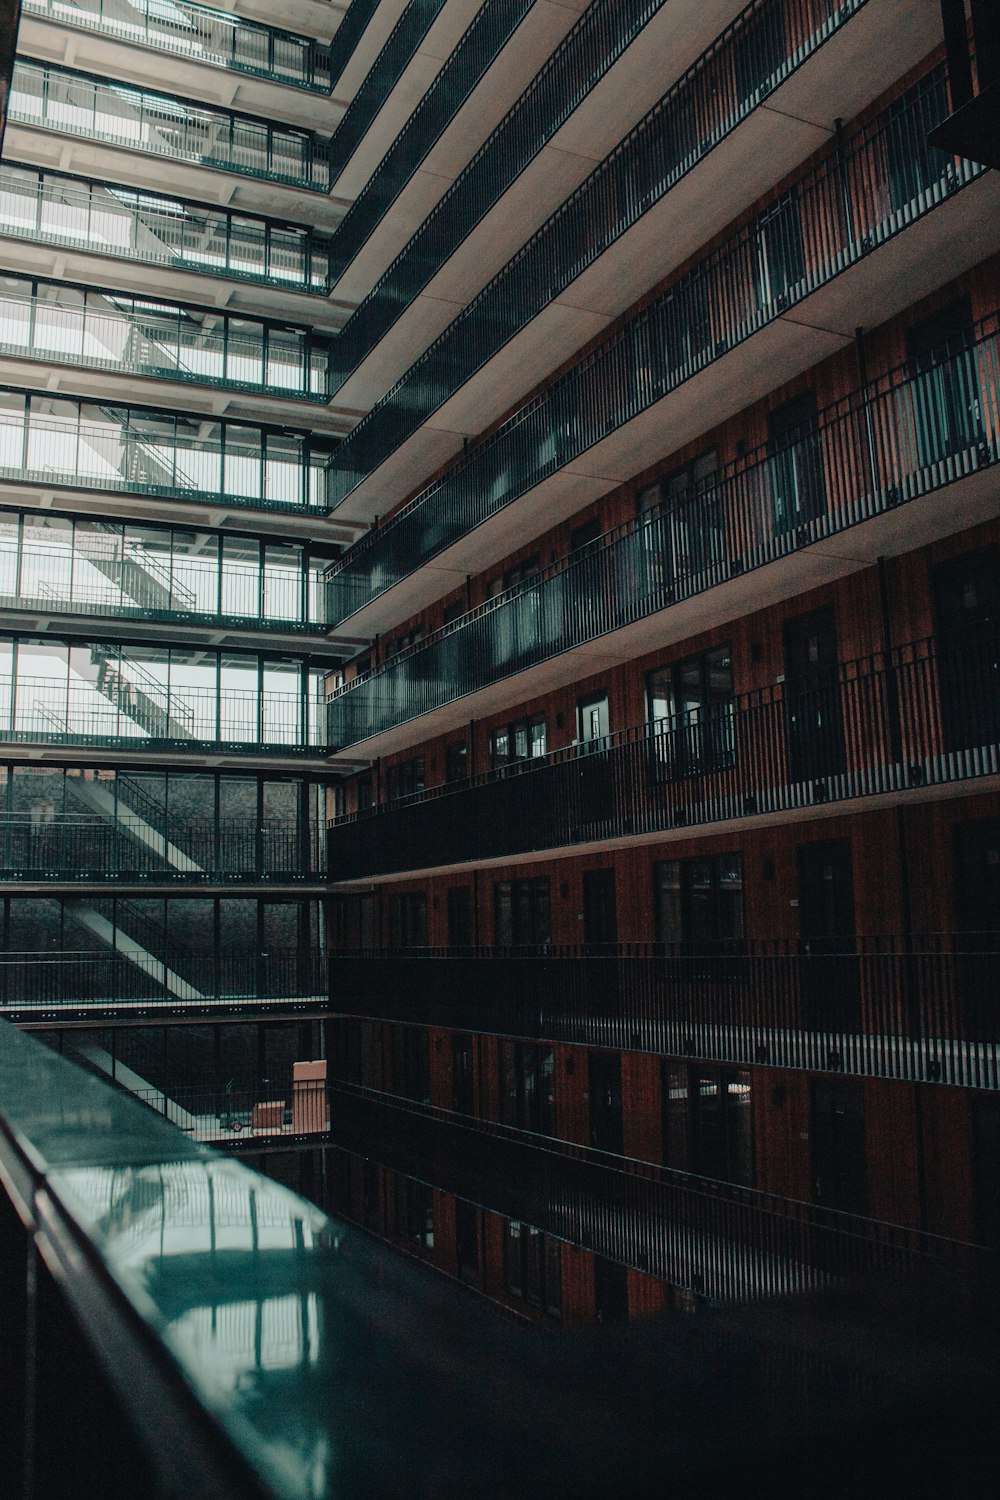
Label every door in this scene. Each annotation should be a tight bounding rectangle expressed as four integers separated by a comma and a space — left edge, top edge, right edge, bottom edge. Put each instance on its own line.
906, 297, 981, 465
447, 884, 473, 950
954, 819, 1000, 1035
582, 868, 618, 950
783, 606, 846, 784
767, 391, 824, 534
587, 1050, 624, 1155
797, 839, 859, 1030
574, 694, 613, 834
455, 1199, 480, 1284
810, 1078, 867, 1215
451, 1033, 474, 1115
932, 547, 1000, 755
593, 1257, 630, 1324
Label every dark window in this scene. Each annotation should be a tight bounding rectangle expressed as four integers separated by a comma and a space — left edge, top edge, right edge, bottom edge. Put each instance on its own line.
387, 891, 427, 948
442, 599, 466, 626
906, 298, 982, 464
504, 1220, 562, 1316
754, 191, 805, 312
385, 626, 423, 658
446, 884, 473, 948
494, 878, 550, 948
394, 1175, 434, 1249
500, 1041, 555, 1135
355, 772, 372, 812
647, 646, 734, 775
487, 555, 541, 598
662, 1063, 754, 1185
767, 391, 825, 533
455, 1200, 480, 1285
386, 756, 424, 802
490, 715, 546, 768
445, 740, 468, 783
388, 1024, 430, 1105
451, 1032, 475, 1115
654, 853, 744, 945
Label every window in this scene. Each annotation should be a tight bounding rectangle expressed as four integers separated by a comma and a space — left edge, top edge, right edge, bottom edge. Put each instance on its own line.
385, 626, 422, 658
451, 1032, 474, 1114
906, 298, 982, 465
653, 854, 744, 945
646, 646, 734, 776
490, 714, 546, 769
500, 1041, 555, 1135
394, 1175, 434, 1250
486, 555, 541, 598
444, 740, 468, 783
638, 449, 720, 595
662, 1064, 754, 1186
754, 191, 805, 312
386, 756, 424, 802
494, 878, 551, 948
767, 391, 825, 533
387, 891, 427, 948
442, 599, 466, 626
388, 1024, 430, 1104
504, 1220, 562, 1316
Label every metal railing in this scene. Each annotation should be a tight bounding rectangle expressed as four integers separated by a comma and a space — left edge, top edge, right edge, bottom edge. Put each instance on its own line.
326, 1081, 993, 1303
329, 0, 680, 384
21, 0, 333, 90
8, 60, 332, 190
329, 0, 867, 438
0, 390, 335, 512
0, 277, 331, 400
330, 938, 1000, 1091
0, 510, 332, 630
324, 57, 980, 597
0, 943, 328, 1012
326, 310, 999, 731
325, 0, 535, 278
0, 163, 333, 292
326, 0, 448, 183
131, 1077, 330, 1142
0, 813, 327, 880
0, 672, 326, 751
328, 625, 1000, 867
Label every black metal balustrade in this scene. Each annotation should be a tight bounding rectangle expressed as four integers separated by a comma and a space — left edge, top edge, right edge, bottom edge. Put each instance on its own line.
324, 0, 535, 280
21, 0, 334, 91
0, 943, 328, 1017
328, 625, 1000, 873
129, 1077, 330, 1144
325, 57, 981, 609
328, 0, 675, 378
6, 1024, 999, 1500
329, 0, 869, 462
8, 61, 333, 190
0, 390, 336, 513
0, 814, 326, 881
326, 1082, 993, 1304
330, 939, 1000, 1091
327, 311, 999, 741
0, 163, 333, 293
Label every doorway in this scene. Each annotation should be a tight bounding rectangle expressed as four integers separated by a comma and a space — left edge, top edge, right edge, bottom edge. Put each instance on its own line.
797, 839, 859, 1030
783, 605, 846, 784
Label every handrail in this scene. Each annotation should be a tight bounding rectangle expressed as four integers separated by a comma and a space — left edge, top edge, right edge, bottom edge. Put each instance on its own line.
0, 163, 333, 293
327, 624, 1000, 864
21, 0, 333, 90
8, 60, 333, 190
0, 276, 331, 401
326, 306, 998, 727
324, 56, 980, 602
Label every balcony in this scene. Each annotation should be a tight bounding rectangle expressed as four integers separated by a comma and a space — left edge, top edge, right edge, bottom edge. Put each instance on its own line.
324, 0, 537, 284
7, 61, 333, 191
328, 0, 908, 473
331, 938, 1000, 1092
0, 814, 326, 883
325, 57, 997, 628
326, 1081, 991, 1303
0, 163, 333, 295
0, 277, 331, 404
0, 509, 336, 640
326, 311, 1000, 747
5, 1021, 998, 1500
328, 625, 1000, 872
20, 0, 334, 91
0, 390, 336, 518
0, 943, 327, 1019
0, 638, 328, 759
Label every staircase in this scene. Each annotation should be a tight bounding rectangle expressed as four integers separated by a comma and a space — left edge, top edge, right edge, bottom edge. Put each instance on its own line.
89, 646, 196, 741
75, 523, 197, 614
63, 898, 204, 1002
65, 775, 203, 875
